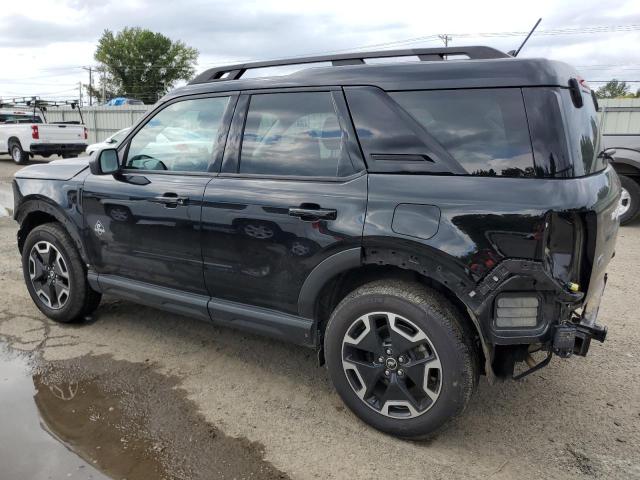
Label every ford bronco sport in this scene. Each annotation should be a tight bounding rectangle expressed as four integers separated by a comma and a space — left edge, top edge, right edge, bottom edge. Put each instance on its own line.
12, 46, 620, 439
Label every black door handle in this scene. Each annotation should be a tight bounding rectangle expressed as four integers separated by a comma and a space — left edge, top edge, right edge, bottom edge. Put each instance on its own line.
288, 207, 337, 221
152, 194, 189, 206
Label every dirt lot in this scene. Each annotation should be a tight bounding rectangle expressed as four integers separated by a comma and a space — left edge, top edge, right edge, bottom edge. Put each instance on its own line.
0, 156, 639, 479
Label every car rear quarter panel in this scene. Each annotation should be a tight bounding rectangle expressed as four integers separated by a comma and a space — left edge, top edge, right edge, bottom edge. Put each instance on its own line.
364, 167, 620, 341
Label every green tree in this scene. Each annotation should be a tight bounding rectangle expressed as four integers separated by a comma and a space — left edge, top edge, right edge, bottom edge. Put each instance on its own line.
95, 27, 198, 104
595, 80, 630, 99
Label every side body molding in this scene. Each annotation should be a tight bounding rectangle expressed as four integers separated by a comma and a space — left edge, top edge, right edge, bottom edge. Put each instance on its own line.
88, 273, 317, 347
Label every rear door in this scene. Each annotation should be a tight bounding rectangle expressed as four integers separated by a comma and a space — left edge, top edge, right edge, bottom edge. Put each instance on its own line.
201, 89, 367, 315
82, 93, 236, 295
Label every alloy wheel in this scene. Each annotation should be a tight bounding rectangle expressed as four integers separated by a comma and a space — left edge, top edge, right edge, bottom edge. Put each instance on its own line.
290, 240, 311, 256
617, 187, 631, 218
12, 146, 23, 163
341, 311, 442, 419
28, 241, 71, 310
243, 224, 274, 239
109, 207, 130, 222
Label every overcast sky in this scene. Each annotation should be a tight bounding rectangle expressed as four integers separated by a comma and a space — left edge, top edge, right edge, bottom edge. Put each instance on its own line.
1, 0, 639, 101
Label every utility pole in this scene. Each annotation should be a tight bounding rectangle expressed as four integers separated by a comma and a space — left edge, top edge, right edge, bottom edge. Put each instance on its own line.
101, 68, 106, 104
438, 34, 452, 60
78, 81, 83, 107
438, 34, 452, 47
82, 66, 93, 106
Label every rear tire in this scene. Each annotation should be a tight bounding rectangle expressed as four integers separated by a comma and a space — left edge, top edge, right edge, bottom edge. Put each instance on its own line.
10, 141, 28, 164
618, 175, 640, 225
22, 223, 101, 323
324, 280, 478, 440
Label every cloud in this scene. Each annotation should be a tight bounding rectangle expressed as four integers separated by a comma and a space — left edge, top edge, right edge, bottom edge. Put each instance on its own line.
0, 15, 93, 47
1, 0, 639, 96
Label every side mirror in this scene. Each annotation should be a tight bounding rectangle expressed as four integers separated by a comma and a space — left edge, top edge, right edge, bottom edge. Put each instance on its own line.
598, 148, 617, 164
89, 148, 120, 175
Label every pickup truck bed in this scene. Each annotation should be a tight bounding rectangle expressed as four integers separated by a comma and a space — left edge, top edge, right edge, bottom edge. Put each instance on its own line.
0, 118, 87, 164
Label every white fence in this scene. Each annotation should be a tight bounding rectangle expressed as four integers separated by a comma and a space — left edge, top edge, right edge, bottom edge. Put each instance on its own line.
42, 98, 640, 146
599, 98, 640, 135
45, 105, 153, 144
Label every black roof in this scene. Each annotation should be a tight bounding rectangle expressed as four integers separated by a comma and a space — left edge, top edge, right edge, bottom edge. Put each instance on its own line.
166, 46, 578, 101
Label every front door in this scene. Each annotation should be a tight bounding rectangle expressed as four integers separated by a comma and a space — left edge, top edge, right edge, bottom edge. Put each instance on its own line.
201, 90, 368, 314
82, 94, 235, 295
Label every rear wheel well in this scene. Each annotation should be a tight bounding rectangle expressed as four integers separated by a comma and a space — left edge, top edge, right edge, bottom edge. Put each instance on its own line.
7, 136, 21, 150
613, 162, 640, 182
314, 264, 485, 372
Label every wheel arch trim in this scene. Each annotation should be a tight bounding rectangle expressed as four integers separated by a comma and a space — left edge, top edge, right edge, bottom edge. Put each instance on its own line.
301, 244, 496, 381
15, 197, 89, 264
612, 156, 640, 177
298, 247, 363, 319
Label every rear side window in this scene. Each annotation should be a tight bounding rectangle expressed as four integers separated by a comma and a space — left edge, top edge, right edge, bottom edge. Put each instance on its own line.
239, 92, 354, 177
390, 89, 535, 177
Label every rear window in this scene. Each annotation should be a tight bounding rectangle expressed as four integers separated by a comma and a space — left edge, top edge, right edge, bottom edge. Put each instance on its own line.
0, 114, 41, 124
559, 89, 606, 176
390, 89, 535, 177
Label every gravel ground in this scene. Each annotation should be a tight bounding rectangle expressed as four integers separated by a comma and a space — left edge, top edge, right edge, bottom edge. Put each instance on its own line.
0, 156, 639, 479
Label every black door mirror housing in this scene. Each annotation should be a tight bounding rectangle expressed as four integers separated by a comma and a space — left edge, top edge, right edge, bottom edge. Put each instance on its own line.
89, 148, 120, 175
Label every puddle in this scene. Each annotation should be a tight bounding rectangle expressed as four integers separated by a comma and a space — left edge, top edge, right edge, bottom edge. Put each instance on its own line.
0, 343, 289, 479
0, 348, 110, 480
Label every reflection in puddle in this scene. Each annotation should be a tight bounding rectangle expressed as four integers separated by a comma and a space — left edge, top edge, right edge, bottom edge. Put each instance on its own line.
0, 349, 110, 480
0, 344, 288, 479
33, 372, 167, 479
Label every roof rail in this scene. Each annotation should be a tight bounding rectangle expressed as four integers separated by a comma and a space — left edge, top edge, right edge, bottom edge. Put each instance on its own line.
189, 46, 510, 84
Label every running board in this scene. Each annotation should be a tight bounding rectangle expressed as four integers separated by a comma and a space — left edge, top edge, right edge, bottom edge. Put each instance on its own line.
88, 272, 316, 346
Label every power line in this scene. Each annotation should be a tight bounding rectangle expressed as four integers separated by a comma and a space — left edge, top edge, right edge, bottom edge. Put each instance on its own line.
4, 22, 639, 76
587, 80, 640, 83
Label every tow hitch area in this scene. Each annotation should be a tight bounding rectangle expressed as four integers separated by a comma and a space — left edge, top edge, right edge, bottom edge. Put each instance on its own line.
574, 323, 608, 356
553, 322, 608, 358
510, 322, 608, 380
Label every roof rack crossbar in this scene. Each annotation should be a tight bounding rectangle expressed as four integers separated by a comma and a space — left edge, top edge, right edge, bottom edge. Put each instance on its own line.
0, 96, 81, 108
190, 46, 510, 84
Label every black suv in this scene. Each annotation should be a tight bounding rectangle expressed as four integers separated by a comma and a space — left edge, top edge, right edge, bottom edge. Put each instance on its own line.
12, 47, 620, 439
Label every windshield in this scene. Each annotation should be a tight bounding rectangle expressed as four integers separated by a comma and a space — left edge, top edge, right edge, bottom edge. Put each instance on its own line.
111, 128, 130, 143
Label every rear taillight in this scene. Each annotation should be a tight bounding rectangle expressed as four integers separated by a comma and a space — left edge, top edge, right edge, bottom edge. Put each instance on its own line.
84, 127, 88, 140
546, 212, 583, 287
31, 125, 39, 139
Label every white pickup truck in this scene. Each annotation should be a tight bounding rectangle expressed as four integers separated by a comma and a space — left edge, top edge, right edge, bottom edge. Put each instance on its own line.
0, 107, 87, 164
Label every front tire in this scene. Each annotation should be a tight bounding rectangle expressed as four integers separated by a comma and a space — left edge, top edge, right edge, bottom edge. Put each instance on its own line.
22, 223, 101, 323
324, 280, 478, 439
10, 141, 29, 164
